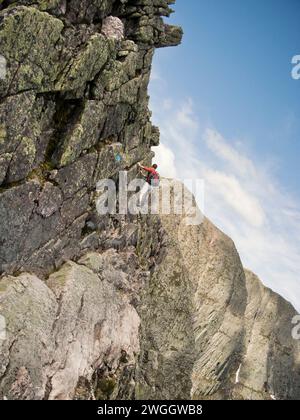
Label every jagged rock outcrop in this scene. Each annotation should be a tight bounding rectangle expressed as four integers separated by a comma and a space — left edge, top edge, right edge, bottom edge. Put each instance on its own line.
0, 1, 299, 400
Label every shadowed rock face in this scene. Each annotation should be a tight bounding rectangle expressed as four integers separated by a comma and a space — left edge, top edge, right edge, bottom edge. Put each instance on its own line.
0, 1, 299, 401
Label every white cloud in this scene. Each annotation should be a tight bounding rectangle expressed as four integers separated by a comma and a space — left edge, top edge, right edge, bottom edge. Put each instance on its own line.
150, 67, 300, 312
154, 143, 176, 179
204, 128, 257, 179
203, 169, 266, 227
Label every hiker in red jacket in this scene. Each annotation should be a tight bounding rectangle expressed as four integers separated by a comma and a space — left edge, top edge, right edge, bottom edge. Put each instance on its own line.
138, 163, 160, 207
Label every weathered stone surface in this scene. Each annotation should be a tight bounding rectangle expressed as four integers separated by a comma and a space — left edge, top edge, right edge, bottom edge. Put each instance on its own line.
37, 182, 63, 218
101, 16, 124, 40
0, 181, 40, 272
0, 92, 36, 155
6, 136, 36, 182
0, 0, 298, 402
0, 153, 11, 184
0, 0, 175, 274
1, 181, 299, 400
50, 152, 97, 198
0, 6, 64, 95
52, 101, 106, 167
0, 254, 140, 400
233, 270, 300, 400
65, 0, 124, 23
0, 1, 61, 11
0, 153, 98, 275
55, 33, 111, 92
0, 92, 56, 184
135, 181, 300, 400
0, 273, 57, 400
155, 23, 184, 48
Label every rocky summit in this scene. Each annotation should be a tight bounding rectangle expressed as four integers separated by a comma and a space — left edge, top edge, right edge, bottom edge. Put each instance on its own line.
0, 1, 299, 400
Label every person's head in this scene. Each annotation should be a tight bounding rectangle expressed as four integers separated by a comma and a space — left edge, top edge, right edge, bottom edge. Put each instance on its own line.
152, 164, 158, 170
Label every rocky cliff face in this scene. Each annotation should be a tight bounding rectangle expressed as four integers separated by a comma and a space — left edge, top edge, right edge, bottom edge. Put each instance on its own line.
136, 183, 300, 400
0, 1, 299, 400
0, 0, 182, 277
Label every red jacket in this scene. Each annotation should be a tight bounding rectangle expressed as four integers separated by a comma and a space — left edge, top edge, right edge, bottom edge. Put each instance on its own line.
143, 167, 159, 184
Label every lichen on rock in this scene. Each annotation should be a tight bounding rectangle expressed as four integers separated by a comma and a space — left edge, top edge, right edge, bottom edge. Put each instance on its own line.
0, 0, 299, 401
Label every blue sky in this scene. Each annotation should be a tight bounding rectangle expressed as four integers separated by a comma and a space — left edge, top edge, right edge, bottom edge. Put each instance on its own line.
150, 0, 300, 310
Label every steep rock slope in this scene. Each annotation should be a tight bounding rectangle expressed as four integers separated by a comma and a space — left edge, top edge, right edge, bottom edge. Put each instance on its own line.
135, 181, 300, 400
0, 1, 299, 400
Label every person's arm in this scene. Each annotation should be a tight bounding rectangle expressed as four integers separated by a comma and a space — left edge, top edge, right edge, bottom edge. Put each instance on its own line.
138, 163, 153, 173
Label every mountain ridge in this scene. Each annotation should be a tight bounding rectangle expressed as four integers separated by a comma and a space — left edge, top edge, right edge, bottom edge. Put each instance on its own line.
0, 0, 299, 400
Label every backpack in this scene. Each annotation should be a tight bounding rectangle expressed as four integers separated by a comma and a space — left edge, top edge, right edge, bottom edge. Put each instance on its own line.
148, 171, 160, 187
